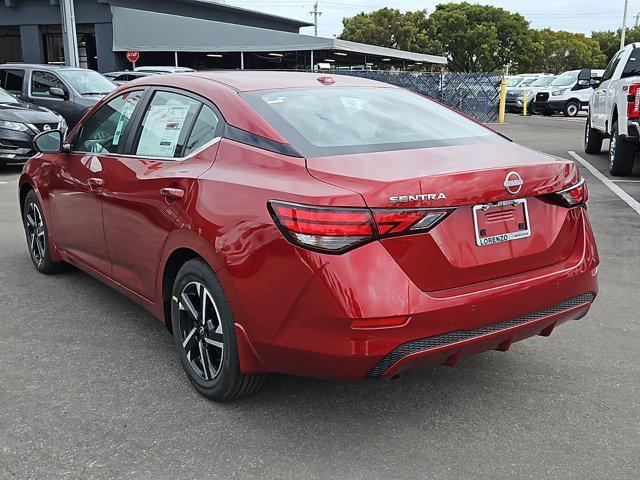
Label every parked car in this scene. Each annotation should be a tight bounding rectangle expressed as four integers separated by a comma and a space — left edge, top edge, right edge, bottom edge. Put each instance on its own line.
531, 69, 605, 117
21, 72, 599, 401
506, 75, 556, 113
0, 86, 65, 165
104, 70, 159, 85
0, 64, 116, 128
586, 42, 640, 176
133, 66, 196, 73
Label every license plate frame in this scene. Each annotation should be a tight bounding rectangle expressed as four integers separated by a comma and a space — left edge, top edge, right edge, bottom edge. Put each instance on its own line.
473, 198, 531, 247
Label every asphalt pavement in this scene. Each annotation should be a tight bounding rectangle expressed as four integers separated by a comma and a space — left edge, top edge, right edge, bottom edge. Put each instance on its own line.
1, 113, 639, 479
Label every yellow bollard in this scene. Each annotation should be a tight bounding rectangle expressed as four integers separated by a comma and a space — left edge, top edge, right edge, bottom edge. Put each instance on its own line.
523, 91, 528, 116
498, 76, 507, 123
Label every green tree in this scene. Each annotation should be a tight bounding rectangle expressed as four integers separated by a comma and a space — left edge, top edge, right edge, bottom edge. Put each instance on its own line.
339, 8, 442, 55
427, 2, 542, 72
534, 29, 607, 74
592, 27, 640, 62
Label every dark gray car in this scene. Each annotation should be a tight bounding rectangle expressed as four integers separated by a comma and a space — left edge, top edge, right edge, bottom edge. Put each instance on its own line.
0, 87, 65, 164
0, 64, 116, 128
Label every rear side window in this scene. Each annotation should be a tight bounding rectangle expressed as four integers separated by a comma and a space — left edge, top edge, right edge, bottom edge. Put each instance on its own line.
75, 91, 143, 154
242, 87, 501, 157
184, 105, 219, 156
0, 69, 25, 93
134, 91, 201, 158
622, 48, 640, 79
31, 71, 65, 97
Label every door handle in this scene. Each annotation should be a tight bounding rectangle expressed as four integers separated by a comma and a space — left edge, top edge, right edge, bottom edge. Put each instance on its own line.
160, 187, 185, 199
88, 177, 104, 188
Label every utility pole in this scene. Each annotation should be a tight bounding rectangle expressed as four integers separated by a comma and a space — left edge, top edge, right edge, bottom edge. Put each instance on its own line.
309, 1, 322, 37
60, 0, 79, 67
621, 0, 629, 49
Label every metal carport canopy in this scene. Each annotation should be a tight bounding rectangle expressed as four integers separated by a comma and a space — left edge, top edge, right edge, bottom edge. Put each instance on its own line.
110, 6, 447, 65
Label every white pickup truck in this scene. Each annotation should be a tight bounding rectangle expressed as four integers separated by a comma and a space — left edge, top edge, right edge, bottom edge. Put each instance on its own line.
586, 43, 640, 175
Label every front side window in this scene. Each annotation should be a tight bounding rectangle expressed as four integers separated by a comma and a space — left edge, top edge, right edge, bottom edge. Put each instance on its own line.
506, 77, 523, 87
75, 91, 143, 154
58, 69, 115, 96
242, 87, 501, 157
0, 69, 25, 93
134, 91, 201, 158
184, 105, 219, 156
31, 71, 65, 97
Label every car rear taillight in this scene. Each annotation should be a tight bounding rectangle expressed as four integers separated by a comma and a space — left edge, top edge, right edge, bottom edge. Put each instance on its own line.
628, 83, 640, 119
268, 201, 454, 254
553, 178, 588, 207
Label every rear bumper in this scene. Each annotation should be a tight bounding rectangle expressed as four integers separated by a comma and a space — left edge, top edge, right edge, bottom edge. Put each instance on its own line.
223, 208, 599, 380
624, 120, 640, 142
367, 292, 594, 378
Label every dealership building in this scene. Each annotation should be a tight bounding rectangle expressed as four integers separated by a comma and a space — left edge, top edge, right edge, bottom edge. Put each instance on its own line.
0, 0, 446, 73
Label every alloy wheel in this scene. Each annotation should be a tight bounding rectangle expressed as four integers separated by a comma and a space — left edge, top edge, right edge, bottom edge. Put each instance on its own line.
177, 281, 224, 381
567, 103, 578, 116
26, 202, 46, 267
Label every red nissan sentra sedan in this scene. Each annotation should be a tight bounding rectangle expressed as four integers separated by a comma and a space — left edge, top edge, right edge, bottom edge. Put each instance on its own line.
20, 72, 599, 401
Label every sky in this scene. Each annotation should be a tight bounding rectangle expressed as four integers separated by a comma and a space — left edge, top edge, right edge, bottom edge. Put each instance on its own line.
226, 0, 632, 38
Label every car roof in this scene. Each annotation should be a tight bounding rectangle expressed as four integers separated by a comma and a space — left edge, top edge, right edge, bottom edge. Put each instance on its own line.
178, 71, 391, 92
0, 63, 88, 71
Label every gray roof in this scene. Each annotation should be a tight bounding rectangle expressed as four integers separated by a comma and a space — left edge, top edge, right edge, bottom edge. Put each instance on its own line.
165, 0, 314, 28
111, 7, 447, 65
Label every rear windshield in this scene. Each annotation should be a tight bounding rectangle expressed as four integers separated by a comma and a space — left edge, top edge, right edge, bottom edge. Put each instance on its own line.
242, 87, 501, 157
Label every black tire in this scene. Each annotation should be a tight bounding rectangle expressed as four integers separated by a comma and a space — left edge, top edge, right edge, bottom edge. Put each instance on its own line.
529, 104, 540, 115
609, 121, 636, 176
171, 258, 265, 402
22, 190, 67, 274
564, 100, 580, 117
584, 115, 603, 154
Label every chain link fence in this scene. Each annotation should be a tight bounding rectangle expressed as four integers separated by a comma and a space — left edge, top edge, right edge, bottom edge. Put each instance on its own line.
331, 71, 502, 123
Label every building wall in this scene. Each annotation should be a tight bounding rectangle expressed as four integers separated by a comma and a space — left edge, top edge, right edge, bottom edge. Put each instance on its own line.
0, 0, 307, 72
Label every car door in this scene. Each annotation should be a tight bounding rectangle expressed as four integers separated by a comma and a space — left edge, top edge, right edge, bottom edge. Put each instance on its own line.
590, 52, 621, 130
46, 89, 145, 274
101, 89, 223, 300
592, 52, 622, 130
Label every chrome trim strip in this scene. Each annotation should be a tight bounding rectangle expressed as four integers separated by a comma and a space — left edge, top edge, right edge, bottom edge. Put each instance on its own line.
70, 136, 222, 162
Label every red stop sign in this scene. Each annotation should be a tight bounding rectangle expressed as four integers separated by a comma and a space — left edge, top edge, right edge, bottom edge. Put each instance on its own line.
126, 51, 140, 63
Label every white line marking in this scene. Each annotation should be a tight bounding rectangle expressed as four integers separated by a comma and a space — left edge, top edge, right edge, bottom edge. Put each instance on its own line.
568, 150, 640, 216
0, 181, 9, 185
610, 179, 640, 183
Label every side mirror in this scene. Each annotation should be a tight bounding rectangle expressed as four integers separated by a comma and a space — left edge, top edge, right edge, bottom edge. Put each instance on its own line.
33, 129, 69, 154
577, 68, 592, 82
49, 87, 67, 99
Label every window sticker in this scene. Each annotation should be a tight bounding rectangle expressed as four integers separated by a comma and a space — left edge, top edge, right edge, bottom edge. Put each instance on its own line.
137, 103, 191, 157
113, 95, 138, 147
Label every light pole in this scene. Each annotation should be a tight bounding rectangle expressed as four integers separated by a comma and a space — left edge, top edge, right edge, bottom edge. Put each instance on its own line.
621, 0, 629, 49
60, 0, 79, 67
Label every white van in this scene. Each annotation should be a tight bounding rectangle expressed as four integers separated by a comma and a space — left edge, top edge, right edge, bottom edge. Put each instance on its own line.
531, 69, 604, 116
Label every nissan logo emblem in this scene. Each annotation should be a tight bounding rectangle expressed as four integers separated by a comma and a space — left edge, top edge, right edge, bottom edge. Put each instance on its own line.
504, 171, 523, 195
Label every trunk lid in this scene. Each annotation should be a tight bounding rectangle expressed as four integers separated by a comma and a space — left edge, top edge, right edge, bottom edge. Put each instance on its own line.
306, 141, 582, 291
